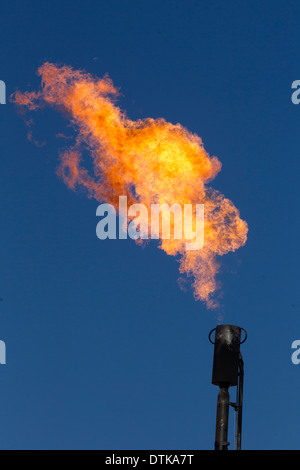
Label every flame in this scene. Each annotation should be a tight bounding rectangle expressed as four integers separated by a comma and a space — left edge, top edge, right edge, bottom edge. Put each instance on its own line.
13, 63, 248, 309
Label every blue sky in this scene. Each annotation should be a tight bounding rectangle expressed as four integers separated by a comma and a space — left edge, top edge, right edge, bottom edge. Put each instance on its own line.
0, 0, 299, 449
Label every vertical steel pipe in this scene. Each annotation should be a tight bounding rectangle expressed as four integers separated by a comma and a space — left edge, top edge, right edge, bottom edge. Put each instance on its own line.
209, 325, 247, 451
215, 384, 230, 450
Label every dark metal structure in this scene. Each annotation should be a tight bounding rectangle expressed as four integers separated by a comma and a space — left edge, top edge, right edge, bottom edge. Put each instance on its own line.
209, 325, 247, 450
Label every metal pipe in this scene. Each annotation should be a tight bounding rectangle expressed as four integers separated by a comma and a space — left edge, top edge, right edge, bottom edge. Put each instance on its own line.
209, 325, 247, 451
235, 357, 244, 450
215, 384, 230, 450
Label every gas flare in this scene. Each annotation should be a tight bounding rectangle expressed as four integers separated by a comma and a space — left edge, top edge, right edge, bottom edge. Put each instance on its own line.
13, 63, 248, 309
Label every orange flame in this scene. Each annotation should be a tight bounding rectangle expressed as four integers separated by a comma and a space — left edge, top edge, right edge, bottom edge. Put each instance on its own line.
13, 63, 248, 309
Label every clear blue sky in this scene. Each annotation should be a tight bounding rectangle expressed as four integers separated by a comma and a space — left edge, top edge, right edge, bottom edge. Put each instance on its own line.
0, 0, 299, 450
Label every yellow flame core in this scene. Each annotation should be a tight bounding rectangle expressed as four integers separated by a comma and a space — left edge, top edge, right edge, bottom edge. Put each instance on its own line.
13, 63, 248, 309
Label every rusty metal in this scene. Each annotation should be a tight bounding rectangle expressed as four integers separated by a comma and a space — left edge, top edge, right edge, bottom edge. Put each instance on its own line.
209, 324, 247, 451
215, 385, 230, 450
235, 356, 244, 450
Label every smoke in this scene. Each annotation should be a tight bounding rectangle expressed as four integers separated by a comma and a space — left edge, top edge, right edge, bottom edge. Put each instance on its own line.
13, 62, 248, 309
